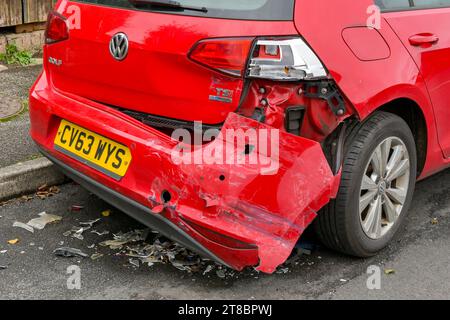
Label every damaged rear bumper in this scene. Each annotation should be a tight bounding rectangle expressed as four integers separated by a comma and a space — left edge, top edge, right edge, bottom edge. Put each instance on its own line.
30, 74, 340, 273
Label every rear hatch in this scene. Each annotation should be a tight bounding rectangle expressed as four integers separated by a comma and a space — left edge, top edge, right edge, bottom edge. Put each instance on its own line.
47, 0, 298, 124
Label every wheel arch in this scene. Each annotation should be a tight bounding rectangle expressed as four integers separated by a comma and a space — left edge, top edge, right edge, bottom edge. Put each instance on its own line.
375, 98, 428, 176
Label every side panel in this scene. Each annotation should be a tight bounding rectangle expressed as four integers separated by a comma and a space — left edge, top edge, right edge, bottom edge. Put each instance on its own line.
294, 0, 447, 178
383, 8, 450, 158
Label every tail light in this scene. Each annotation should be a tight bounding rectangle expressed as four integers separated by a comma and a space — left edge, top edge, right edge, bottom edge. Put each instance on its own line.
188, 38, 253, 77
248, 38, 327, 81
45, 11, 69, 44
189, 37, 327, 81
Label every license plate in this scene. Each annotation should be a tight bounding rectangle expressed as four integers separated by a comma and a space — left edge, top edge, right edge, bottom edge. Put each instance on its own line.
54, 120, 132, 180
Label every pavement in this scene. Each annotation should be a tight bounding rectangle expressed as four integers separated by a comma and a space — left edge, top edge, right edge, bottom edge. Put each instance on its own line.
0, 167, 448, 300
0, 65, 42, 167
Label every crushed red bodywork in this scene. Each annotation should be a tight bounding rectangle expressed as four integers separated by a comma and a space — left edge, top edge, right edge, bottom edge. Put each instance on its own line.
147, 113, 341, 273
30, 72, 341, 272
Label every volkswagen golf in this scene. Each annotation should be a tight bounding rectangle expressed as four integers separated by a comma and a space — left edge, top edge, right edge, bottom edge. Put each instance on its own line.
30, 0, 450, 273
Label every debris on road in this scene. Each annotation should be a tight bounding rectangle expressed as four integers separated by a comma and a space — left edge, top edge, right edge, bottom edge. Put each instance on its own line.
27, 212, 62, 230
64, 219, 101, 240
431, 218, 439, 225
129, 258, 140, 268
101, 210, 112, 217
70, 205, 84, 212
99, 229, 149, 250
384, 269, 396, 275
79, 218, 101, 228
0, 266, 7, 270
91, 230, 110, 236
90, 253, 104, 260
0, 250, 7, 254
54, 247, 89, 258
7, 239, 19, 245
36, 185, 60, 199
216, 269, 226, 278
13, 221, 35, 233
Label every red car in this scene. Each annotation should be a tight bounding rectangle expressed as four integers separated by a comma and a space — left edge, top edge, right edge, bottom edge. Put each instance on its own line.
30, 0, 450, 273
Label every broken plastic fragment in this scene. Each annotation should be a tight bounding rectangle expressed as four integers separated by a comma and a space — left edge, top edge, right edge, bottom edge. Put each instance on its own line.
431, 218, 439, 225
384, 269, 396, 275
13, 221, 34, 233
79, 218, 101, 228
70, 205, 84, 212
27, 212, 62, 230
91, 253, 104, 260
91, 230, 110, 236
216, 269, 226, 279
54, 247, 89, 258
203, 265, 214, 275
129, 258, 140, 268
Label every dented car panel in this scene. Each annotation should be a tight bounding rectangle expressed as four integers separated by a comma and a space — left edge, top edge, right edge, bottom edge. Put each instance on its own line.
30, 72, 339, 272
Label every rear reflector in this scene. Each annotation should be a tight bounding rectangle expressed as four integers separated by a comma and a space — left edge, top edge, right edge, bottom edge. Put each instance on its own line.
189, 38, 254, 77
45, 11, 69, 44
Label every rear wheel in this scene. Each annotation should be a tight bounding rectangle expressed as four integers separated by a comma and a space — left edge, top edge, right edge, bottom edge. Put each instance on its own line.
315, 112, 417, 257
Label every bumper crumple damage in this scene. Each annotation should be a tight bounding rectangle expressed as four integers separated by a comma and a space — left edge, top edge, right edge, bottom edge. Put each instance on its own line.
30, 74, 341, 274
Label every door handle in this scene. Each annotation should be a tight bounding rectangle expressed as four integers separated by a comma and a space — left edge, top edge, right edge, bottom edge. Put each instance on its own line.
409, 33, 439, 47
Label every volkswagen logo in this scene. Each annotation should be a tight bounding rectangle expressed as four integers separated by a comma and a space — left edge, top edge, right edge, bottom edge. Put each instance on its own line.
109, 33, 129, 61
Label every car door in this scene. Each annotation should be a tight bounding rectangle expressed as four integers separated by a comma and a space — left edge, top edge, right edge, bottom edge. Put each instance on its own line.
377, 0, 450, 158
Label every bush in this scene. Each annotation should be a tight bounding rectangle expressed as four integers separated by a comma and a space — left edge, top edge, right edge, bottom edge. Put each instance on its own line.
0, 44, 33, 66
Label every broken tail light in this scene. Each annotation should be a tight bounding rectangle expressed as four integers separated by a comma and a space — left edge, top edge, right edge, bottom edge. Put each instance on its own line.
189, 37, 327, 81
188, 38, 254, 77
45, 11, 69, 44
248, 38, 328, 81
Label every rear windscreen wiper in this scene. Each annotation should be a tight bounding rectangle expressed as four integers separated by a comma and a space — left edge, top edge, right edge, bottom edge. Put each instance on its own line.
128, 0, 208, 13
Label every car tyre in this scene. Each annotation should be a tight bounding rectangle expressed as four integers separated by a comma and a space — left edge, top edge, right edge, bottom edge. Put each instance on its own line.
315, 111, 417, 257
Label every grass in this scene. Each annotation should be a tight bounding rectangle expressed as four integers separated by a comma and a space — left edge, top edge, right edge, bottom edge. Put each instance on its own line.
0, 44, 33, 66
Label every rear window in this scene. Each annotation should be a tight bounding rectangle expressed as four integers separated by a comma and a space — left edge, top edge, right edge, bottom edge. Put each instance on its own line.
72, 0, 295, 21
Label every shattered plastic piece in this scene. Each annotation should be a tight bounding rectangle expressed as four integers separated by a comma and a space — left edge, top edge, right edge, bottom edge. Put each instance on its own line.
70, 205, 84, 212
0, 250, 7, 254
340, 279, 348, 283
27, 212, 62, 230
69, 226, 88, 240
100, 229, 149, 250
8, 239, 19, 245
431, 218, 439, 225
79, 218, 101, 228
101, 210, 112, 217
216, 269, 226, 279
384, 269, 396, 275
13, 221, 35, 233
129, 258, 140, 268
91, 253, 104, 260
54, 247, 89, 258
91, 230, 110, 236
203, 265, 214, 275
276, 267, 289, 274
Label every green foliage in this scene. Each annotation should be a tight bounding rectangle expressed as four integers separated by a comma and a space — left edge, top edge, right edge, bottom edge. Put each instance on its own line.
0, 44, 33, 66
